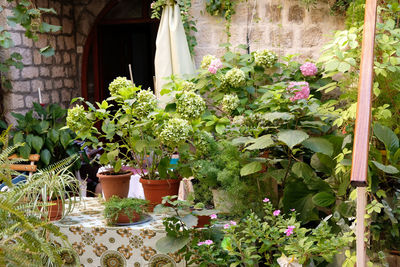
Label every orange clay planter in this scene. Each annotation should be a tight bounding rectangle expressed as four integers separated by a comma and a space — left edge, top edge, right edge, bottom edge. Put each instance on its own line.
139, 178, 181, 211
97, 171, 132, 200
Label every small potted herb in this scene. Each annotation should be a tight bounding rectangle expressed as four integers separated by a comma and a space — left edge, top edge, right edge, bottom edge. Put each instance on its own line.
104, 196, 149, 225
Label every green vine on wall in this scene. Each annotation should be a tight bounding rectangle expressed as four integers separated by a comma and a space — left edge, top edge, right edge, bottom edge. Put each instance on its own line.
151, 0, 198, 56
205, 0, 237, 45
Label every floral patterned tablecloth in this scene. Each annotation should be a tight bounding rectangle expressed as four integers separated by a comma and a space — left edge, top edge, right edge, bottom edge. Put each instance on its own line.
53, 197, 185, 267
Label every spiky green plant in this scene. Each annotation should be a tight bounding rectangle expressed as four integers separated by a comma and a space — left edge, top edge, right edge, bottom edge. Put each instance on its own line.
0, 134, 79, 266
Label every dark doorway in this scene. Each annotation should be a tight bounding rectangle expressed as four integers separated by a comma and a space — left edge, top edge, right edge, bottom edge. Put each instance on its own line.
82, 0, 158, 103
98, 23, 158, 99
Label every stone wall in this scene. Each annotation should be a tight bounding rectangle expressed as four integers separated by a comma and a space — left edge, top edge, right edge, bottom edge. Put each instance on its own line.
2, 0, 79, 124
191, 0, 345, 65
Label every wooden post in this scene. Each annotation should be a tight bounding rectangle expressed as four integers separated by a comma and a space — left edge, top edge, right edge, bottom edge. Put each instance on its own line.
350, 0, 377, 265
128, 64, 135, 86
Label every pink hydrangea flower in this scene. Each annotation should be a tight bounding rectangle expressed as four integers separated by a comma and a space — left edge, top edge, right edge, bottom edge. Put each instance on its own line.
273, 210, 281, 216
223, 224, 231, 229
204, 240, 213, 245
210, 214, 217, 219
263, 198, 270, 203
300, 62, 318, 76
230, 221, 237, 226
284, 226, 295, 236
287, 81, 310, 102
208, 59, 223, 74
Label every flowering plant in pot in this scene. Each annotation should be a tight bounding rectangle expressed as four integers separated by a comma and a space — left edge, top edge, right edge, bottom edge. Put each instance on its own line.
66, 77, 139, 199
103, 196, 149, 225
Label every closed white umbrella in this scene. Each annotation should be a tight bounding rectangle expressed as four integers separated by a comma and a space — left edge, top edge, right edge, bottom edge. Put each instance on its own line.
154, 2, 195, 97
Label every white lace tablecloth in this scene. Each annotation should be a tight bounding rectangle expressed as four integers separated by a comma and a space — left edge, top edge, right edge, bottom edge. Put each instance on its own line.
53, 197, 185, 267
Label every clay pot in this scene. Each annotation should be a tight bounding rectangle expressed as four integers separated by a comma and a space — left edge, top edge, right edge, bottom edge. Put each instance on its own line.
47, 199, 63, 221
194, 214, 211, 228
97, 171, 132, 200
112, 210, 141, 224
139, 178, 181, 211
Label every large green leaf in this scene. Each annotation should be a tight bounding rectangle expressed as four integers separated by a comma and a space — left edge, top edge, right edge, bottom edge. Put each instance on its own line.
60, 131, 71, 149
312, 192, 335, 207
302, 137, 333, 156
40, 149, 51, 166
277, 130, 309, 149
371, 161, 399, 174
292, 162, 315, 179
181, 214, 198, 228
13, 132, 24, 145
156, 235, 190, 254
48, 128, 59, 143
245, 135, 274, 150
310, 153, 333, 174
31, 136, 44, 153
373, 123, 399, 152
240, 161, 262, 176
282, 181, 319, 223
263, 112, 294, 122
19, 144, 31, 159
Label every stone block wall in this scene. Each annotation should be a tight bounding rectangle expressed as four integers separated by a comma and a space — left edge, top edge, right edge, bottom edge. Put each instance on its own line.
1, 0, 79, 124
191, 0, 345, 65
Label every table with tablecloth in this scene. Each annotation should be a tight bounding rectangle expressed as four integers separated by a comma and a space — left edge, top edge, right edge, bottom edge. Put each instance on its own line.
52, 197, 185, 267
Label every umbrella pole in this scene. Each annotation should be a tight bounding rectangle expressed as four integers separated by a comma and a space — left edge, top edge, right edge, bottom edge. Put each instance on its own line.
356, 187, 367, 266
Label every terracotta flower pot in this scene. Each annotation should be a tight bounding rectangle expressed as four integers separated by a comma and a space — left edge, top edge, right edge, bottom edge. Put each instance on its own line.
112, 210, 141, 224
139, 178, 181, 211
97, 171, 132, 200
194, 214, 211, 228
46, 199, 63, 221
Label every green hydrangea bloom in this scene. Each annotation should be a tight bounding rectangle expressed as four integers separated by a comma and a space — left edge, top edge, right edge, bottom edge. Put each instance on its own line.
221, 94, 240, 113
159, 118, 191, 148
108, 77, 133, 97
254, 49, 277, 68
67, 105, 91, 133
193, 131, 213, 156
200, 54, 217, 69
176, 91, 206, 120
222, 68, 246, 88
135, 90, 157, 117
182, 81, 196, 91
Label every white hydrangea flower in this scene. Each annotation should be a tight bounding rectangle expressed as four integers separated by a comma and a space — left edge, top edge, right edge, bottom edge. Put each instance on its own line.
201, 54, 217, 69
108, 77, 133, 97
221, 94, 240, 113
254, 49, 278, 68
135, 90, 157, 117
159, 118, 191, 148
194, 131, 213, 156
222, 68, 246, 88
176, 91, 206, 120
182, 81, 196, 91
232, 115, 245, 125
67, 105, 91, 133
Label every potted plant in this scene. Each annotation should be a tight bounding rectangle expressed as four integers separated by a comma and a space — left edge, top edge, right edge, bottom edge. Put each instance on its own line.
66, 77, 139, 199
103, 196, 149, 225
26, 155, 82, 221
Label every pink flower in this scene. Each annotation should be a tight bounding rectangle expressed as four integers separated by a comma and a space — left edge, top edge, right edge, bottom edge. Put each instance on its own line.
150, 2, 155, 8
197, 241, 205, 246
273, 210, 281, 216
284, 226, 295, 236
287, 81, 310, 102
300, 62, 318, 76
208, 59, 223, 74
223, 224, 230, 229
204, 240, 213, 245
230, 221, 237, 226
290, 209, 295, 212
210, 214, 217, 219
263, 198, 270, 203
